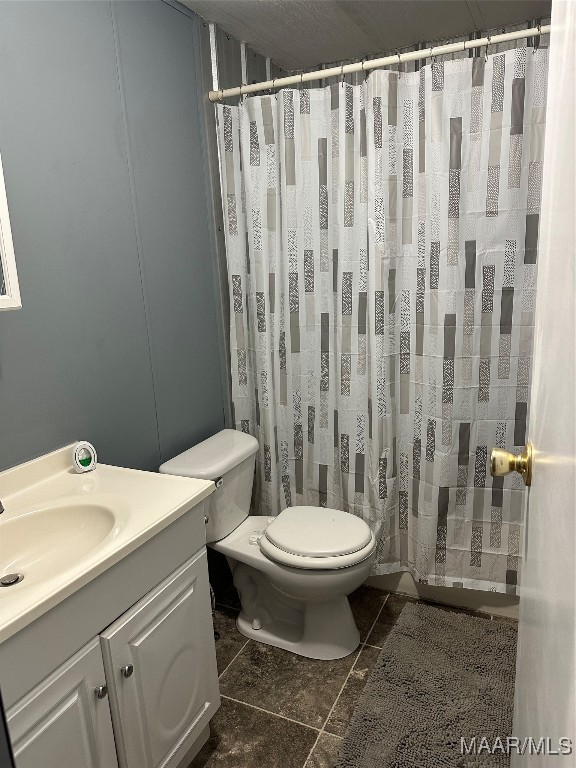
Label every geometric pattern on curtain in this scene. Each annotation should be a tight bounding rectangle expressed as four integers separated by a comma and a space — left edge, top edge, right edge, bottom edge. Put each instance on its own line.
217, 47, 548, 594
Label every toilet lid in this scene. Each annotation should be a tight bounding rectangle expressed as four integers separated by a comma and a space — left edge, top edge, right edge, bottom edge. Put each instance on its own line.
263, 506, 372, 558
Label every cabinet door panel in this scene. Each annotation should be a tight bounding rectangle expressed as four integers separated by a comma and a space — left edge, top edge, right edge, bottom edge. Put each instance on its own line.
101, 549, 219, 768
7, 639, 117, 768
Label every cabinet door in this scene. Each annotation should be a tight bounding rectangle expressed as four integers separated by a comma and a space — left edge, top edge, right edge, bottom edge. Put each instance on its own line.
7, 638, 118, 768
101, 549, 220, 768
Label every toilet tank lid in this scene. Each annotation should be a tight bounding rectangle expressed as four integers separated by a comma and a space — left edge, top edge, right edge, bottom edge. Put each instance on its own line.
159, 429, 258, 481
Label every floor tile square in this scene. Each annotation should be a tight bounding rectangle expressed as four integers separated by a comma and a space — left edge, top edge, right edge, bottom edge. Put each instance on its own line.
305, 733, 343, 768
219, 641, 358, 729
366, 593, 415, 647
324, 645, 381, 737
348, 585, 388, 642
213, 607, 247, 675
189, 697, 317, 768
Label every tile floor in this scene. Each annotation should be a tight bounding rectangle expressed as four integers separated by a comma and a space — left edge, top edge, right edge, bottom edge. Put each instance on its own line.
190, 585, 515, 768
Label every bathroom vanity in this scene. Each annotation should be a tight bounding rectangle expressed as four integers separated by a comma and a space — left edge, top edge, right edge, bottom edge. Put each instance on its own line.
0, 446, 220, 768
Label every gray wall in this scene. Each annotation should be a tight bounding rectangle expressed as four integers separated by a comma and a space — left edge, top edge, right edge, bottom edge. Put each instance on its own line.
0, 0, 228, 472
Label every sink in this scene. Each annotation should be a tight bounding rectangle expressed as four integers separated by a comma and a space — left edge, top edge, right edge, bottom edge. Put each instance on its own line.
0, 500, 120, 586
0, 444, 215, 642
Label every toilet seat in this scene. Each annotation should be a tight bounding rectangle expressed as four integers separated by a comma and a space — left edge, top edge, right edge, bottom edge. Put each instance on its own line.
259, 506, 376, 570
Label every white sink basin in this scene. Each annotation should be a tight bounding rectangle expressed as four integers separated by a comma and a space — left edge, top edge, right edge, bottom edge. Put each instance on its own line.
0, 445, 214, 643
0, 499, 120, 583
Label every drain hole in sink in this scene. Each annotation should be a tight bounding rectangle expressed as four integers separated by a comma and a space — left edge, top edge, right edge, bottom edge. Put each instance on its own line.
0, 573, 24, 587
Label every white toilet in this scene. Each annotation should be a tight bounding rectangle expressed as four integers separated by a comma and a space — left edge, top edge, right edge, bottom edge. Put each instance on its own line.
160, 429, 376, 660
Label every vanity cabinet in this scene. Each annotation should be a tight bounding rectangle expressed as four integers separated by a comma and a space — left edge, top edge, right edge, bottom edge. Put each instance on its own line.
101, 552, 219, 768
6, 638, 117, 768
6, 549, 219, 768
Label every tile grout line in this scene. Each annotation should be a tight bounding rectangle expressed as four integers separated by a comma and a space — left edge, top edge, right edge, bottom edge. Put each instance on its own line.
360, 592, 389, 654
218, 638, 251, 680
321, 594, 390, 733
302, 731, 323, 766
302, 593, 390, 767
302, 651, 361, 768
221, 694, 322, 732
215, 600, 240, 612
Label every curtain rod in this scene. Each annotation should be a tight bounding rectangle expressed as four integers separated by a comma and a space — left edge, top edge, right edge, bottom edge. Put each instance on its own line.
208, 25, 550, 102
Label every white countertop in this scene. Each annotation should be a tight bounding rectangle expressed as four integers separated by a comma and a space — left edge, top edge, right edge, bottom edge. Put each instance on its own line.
0, 444, 214, 643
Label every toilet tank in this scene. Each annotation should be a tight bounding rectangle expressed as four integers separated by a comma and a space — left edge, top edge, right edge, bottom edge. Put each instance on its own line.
159, 429, 259, 543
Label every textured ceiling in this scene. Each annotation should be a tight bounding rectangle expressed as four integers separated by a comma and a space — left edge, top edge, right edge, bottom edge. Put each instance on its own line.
182, 0, 551, 71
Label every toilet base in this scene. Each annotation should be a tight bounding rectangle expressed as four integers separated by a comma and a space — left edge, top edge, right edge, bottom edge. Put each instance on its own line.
213, 522, 372, 661
235, 595, 360, 660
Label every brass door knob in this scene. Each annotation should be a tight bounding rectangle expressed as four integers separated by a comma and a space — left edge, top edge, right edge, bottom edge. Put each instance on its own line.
490, 443, 532, 486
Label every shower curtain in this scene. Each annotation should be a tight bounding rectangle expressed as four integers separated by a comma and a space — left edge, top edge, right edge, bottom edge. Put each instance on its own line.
217, 47, 548, 594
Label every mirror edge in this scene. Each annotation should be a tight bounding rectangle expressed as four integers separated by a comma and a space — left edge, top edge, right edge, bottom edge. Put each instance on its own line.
0, 149, 21, 311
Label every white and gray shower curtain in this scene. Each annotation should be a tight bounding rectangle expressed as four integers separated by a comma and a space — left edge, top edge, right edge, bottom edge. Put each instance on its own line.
217, 47, 548, 594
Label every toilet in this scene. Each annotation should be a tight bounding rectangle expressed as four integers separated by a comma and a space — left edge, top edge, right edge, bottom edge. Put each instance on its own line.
160, 429, 376, 660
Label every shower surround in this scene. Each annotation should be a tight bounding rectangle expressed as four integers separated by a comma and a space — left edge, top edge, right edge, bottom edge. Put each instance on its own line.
217, 47, 548, 594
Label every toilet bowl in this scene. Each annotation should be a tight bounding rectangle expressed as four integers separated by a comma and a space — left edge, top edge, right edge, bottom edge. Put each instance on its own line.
160, 429, 376, 660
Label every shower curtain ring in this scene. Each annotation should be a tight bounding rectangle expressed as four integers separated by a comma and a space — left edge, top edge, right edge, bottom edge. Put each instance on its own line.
341, 63, 345, 87
485, 36, 491, 62
429, 47, 435, 65
533, 22, 542, 53
397, 51, 402, 77
218, 88, 224, 101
